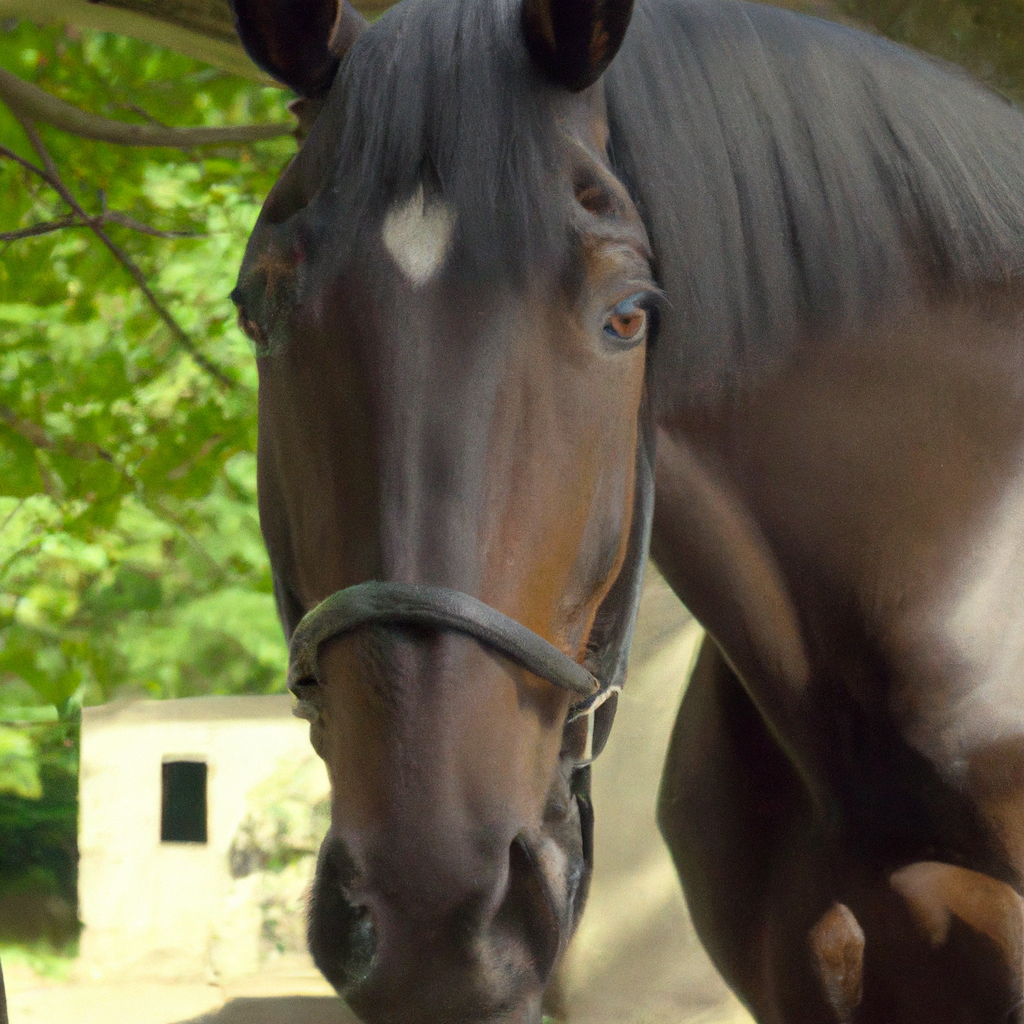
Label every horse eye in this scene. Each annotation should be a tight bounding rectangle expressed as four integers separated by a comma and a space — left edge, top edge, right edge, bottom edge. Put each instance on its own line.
603, 295, 648, 346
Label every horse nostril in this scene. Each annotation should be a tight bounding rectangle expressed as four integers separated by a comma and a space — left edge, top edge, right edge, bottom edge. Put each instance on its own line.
311, 901, 377, 995
309, 838, 378, 993
344, 905, 377, 985
496, 837, 562, 981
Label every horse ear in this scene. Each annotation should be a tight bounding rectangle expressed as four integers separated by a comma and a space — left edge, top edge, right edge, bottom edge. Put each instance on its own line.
892, 862, 1024, 979
522, 0, 635, 92
231, 0, 367, 97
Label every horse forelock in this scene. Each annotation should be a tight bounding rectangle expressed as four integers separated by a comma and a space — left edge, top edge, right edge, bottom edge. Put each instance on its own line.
258, 0, 1024, 388
297, 0, 572, 283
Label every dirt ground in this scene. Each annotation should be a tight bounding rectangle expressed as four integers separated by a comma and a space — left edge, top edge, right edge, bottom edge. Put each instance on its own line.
4, 568, 755, 1024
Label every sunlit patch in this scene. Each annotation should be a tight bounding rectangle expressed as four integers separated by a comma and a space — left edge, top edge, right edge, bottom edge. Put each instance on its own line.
381, 185, 457, 287
534, 836, 570, 917
930, 467, 1024, 772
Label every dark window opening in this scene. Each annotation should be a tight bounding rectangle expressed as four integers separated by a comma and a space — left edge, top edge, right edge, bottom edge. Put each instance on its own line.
161, 760, 207, 844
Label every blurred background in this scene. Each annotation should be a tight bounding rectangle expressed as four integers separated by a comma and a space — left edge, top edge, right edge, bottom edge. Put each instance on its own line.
0, 0, 1022, 1020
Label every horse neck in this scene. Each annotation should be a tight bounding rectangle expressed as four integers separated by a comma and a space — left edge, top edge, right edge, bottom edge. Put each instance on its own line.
651, 292, 1024, 882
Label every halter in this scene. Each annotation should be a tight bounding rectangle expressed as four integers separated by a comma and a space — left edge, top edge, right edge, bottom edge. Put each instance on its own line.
288, 581, 614, 760
287, 417, 654, 767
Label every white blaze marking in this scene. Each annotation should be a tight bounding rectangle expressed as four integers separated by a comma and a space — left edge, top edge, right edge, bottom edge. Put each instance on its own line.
381, 185, 456, 287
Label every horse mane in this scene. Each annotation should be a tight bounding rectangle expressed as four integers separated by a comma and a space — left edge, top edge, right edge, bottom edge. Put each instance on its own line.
604, 0, 1024, 392
300, 0, 1024, 386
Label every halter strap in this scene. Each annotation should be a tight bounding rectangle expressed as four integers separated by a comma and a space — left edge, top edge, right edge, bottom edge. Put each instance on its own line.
286, 413, 654, 767
288, 581, 600, 699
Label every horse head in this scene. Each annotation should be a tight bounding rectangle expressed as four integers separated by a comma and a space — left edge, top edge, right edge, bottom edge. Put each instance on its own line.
229, 0, 654, 1019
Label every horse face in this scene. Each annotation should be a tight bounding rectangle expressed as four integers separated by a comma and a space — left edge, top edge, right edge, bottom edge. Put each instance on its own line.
230, 0, 649, 1019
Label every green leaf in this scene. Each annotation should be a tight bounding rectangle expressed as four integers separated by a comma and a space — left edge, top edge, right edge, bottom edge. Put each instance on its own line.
0, 20, 293, 712
0, 727, 42, 800
0, 304, 44, 325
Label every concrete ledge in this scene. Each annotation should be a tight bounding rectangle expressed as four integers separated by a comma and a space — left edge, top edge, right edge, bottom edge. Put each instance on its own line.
83, 694, 295, 727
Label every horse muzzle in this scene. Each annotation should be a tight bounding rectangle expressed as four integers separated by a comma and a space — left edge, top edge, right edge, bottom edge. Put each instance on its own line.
309, 793, 590, 1024
291, 582, 608, 1021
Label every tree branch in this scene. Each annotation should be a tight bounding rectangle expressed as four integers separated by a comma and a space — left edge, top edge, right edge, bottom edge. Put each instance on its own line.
0, 404, 115, 462
0, 405, 224, 580
0, 142, 46, 180
0, 66, 293, 148
145, 496, 226, 581
0, 212, 201, 242
8, 114, 238, 391
0, 534, 46, 583
0, 216, 77, 241
0, 499, 26, 538
98, 210, 201, 238
0, 0, 394, 82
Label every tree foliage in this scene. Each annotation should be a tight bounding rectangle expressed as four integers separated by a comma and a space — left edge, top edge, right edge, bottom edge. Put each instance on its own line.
0, 19, 296, 936
835, 0, 1024, 103
0, 19, 294, 749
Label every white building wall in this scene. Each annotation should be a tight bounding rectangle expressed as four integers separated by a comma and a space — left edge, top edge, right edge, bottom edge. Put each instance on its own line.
78, 695, 326, 981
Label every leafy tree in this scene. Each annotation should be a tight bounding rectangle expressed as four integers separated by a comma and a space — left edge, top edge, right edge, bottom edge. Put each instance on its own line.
0, 16, 298, 938
0, 19, 294, 728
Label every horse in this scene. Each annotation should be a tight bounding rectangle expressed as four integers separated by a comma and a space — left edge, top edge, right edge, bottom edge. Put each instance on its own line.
228, 0, 1024, 1020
